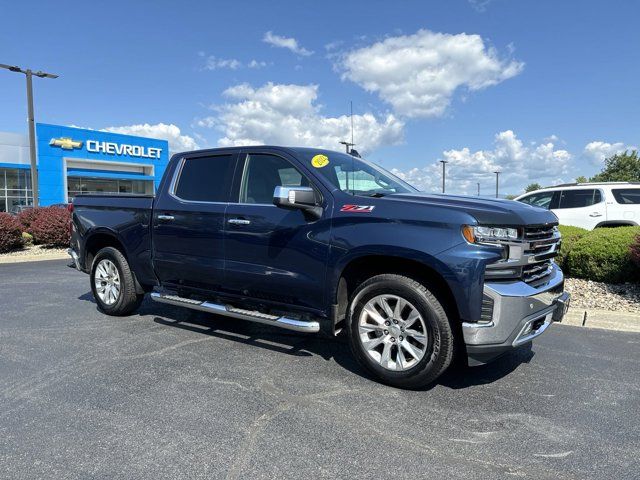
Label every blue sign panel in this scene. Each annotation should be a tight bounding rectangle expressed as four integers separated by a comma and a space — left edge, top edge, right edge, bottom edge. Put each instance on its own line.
35, 123, 169, 205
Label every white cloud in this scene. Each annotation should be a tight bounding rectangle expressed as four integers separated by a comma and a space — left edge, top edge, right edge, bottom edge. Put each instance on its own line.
197, 82, 403, 153
202, 56, 241, 70
199, 52, 267, 70
263, 31, 313, 57
392, 130, 571, 195
468, 0, 494, 12
339, 29, 524, 118
583, 141, 635, 165
103, 123, 199, 153
248, 59, 267, 69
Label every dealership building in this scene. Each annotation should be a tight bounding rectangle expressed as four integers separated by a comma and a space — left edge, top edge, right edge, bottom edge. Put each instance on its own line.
0, 123, 169, 213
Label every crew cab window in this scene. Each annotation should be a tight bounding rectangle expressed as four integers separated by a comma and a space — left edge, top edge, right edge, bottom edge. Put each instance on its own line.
557, 189, 601, 209
612, 188, 640, 204
174, 155, 236, 202
240, 154, 310, 204
519, 191, 555, 209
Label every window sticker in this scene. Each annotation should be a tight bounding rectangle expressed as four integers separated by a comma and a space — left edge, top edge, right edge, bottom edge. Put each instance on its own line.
311, 154, 329, 168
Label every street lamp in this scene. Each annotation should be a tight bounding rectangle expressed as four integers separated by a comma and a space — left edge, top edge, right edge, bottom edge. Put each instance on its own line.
493, 171, 501, 198
439, 160, 448, 193
0, 63, 58, 207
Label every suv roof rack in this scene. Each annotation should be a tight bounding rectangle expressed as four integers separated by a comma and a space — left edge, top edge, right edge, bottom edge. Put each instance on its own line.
540, 181, 640, 189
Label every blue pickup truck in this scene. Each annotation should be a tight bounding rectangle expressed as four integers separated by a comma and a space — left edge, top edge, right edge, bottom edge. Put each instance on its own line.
69, 146, 569, 388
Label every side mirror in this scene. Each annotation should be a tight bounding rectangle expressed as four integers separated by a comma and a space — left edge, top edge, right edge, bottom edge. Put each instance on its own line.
273, 186, 322, 218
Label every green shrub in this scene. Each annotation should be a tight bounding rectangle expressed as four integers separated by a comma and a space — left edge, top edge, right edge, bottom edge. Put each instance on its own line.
21, 232, 33, 246
566, 226, 640, 283
556, 225, 588, 272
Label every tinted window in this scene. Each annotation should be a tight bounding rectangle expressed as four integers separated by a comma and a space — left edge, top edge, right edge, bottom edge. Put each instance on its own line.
557, 189, 601, 209
174, 155, 235, 202
612, 188, 640, 204
519, 191, 555, 209
240, 154, 310, 204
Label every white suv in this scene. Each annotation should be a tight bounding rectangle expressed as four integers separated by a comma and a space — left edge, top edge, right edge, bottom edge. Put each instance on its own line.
514, 182, 640, 230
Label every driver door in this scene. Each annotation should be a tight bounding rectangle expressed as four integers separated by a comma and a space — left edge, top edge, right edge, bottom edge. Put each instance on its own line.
222, 151, 332, 312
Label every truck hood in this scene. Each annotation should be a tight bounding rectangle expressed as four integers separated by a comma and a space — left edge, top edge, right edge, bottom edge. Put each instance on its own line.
383, 192, 558, 226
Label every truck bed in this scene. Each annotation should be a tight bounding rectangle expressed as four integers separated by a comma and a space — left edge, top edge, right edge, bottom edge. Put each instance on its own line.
71, 194, 156, 286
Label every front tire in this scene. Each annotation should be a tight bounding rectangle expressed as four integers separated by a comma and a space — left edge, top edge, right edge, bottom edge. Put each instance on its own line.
90, 247, 143, 316
347, 274, 454, 389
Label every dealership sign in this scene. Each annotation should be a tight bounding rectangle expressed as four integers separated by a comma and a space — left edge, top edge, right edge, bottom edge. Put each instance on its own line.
49, 136, 162, 159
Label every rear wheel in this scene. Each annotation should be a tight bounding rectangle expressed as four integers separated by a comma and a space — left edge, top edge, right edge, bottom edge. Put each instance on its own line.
90, 247, 143, 316
347, 274, 454, 389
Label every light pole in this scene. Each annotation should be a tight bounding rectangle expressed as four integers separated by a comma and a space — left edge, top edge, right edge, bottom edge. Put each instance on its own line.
493, 171, 501, 198
439, 160, 448, 193
0, 64, 58, 207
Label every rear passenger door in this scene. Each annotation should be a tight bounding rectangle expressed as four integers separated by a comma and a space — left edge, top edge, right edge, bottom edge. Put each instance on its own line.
553, 188, 604, 229
222, 150, 332, 312
152, 152, 238, 292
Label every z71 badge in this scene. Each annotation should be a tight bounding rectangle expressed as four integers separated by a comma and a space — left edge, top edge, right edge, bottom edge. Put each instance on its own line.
340, 205, 375, 213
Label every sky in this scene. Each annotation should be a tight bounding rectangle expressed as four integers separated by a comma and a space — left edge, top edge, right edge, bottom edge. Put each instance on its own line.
1, 0, 639, 196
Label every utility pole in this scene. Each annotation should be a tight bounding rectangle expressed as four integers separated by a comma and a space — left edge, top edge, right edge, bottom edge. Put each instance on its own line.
494, 171, 501, 198
1, 64, 58, 208
439, 160, 448, 193
477, 182, 480, 196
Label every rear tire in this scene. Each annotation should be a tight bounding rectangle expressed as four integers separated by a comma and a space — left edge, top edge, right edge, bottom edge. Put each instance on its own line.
347, 274, 454, 389
90, 247, 144, 316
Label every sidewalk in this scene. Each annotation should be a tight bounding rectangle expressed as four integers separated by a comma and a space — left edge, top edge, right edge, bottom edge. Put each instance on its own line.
563, 308, 640, 333
0, 247, 69, 264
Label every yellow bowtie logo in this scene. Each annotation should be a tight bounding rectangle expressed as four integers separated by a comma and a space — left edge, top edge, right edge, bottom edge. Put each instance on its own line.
49, 137, 83, 150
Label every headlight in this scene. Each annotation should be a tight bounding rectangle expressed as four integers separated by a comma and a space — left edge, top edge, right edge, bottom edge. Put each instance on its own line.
462, 225, 519, 244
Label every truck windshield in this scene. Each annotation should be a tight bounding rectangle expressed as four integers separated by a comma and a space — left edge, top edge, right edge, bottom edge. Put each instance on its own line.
300, 151, 418, 196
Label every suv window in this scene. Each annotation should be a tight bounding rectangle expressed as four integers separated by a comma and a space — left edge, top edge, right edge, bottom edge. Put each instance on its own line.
519, 191, 555, 209
612, 188, 640, 204
174, 154, 235, 202
240, 154, 310, 204
557, 189, 601, 209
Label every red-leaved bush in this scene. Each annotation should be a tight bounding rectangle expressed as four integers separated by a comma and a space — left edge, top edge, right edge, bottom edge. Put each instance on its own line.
17, 207, 42, 230
630, 234, 640, 269
28, 207, 71, 247
0, 212, 24, 252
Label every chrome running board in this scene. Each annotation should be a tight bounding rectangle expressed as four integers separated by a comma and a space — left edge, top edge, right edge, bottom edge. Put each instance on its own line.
150, 292, 320, 333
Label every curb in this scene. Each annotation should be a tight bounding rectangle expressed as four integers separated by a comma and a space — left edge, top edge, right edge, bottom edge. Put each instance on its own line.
0, 252, 69, 264
562, 308, 640, 333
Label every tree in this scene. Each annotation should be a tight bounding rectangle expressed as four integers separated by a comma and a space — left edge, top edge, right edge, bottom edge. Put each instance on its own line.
590, 150, 640, 182
525, 183, 542, 193
575, 175, 588, 183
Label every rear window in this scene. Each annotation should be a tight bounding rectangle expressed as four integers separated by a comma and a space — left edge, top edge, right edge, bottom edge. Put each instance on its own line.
174, 155, 235, 202
557, 189, 602, 209
612, 188, 640, 204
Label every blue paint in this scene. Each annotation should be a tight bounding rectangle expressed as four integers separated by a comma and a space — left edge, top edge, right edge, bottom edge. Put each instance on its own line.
0, 124, 169, 206
0, 162, 30, 170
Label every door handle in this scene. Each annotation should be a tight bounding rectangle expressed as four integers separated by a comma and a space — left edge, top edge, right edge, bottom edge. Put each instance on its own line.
228, 218, 251, 226
157, 214, 175, 221
589, 212, 603, 217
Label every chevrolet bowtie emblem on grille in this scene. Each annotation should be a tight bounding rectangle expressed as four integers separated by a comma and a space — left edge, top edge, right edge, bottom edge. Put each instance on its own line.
49, 137, 83, 150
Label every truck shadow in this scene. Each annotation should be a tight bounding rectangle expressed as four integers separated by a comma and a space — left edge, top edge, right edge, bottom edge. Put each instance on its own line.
133, 298, 534, 391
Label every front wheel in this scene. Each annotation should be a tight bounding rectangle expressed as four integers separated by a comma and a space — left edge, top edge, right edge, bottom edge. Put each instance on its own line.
90, 247, 144, 316
347, 274, 454, 389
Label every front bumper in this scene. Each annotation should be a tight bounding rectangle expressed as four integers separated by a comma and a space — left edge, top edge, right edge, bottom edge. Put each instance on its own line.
463, 264, 570, 365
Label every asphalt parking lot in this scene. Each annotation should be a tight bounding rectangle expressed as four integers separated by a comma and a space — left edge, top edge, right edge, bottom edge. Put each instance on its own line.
1, 259, 639, 479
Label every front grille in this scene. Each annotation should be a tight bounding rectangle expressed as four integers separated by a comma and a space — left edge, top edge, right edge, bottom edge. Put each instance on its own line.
485, 224, 560, 285
524, 226, 556, 240
522, 260, 554, 283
